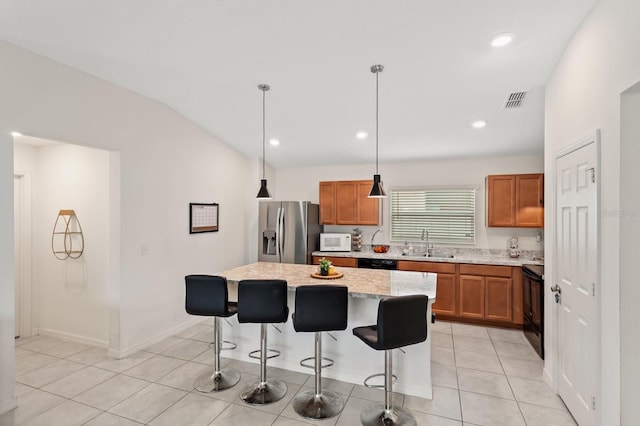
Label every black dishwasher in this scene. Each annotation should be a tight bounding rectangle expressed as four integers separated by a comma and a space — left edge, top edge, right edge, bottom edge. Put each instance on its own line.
522, 264, 544, 359
357, 258, 397, 270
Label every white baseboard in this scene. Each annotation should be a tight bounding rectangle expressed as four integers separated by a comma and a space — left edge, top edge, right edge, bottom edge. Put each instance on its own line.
0, 397, 18, 416
543, 365, 555, 391
108, 317, 204, 359
34, 328, 108, 348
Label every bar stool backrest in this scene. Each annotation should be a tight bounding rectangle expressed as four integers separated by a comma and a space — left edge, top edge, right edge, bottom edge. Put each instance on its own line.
377, 294, 428, 350
293, 285, 349, 332
238, 279, 289, 323
185, 275, 229, 316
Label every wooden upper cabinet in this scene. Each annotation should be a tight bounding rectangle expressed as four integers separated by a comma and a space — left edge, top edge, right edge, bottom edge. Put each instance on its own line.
336, 181, 358, 224
319, 180, 380, 226
487, 174, 544, 228
515, 174, 544, 227
356, 180, 380, 225
319, 181, 336, 224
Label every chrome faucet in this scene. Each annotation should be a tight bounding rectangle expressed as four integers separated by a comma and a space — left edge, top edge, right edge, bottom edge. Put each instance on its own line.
421, 229, 429, 256
371, 228, 383, 245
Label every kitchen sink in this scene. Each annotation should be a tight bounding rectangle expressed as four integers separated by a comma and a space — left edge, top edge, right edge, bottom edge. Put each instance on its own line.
401, 252, 456, 259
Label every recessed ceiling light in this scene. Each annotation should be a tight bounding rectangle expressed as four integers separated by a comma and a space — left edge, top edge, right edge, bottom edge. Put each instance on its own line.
471, 120, 487, 129
356, 131, 368, 140
269, 138, 280, 146
491, 33, 515, 47
11, 131, 23, 137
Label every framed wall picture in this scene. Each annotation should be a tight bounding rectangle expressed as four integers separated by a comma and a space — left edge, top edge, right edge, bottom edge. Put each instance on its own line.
190, 203, 219, 233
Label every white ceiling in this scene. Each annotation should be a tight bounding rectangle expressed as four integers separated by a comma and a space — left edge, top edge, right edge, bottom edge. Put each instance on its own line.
0, 1, 596, 168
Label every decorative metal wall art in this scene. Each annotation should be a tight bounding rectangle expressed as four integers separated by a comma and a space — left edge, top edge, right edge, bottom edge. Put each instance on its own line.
52, 209, 84, 260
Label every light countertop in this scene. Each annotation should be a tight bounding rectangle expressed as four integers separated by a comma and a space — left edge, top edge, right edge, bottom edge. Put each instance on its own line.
312, 250, 543, 267
216, 261, 437, 300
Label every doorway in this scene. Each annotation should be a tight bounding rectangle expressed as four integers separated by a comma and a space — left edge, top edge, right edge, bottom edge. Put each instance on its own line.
13, 173, 32, 339
553, 132, 599, 426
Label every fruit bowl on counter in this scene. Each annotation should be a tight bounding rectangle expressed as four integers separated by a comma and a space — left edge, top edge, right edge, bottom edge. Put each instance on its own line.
372, 244, 390, 253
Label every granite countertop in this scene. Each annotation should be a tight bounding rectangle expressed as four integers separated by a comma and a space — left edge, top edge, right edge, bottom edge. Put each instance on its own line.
312, 250, 543, 267
216, 262, 437, 300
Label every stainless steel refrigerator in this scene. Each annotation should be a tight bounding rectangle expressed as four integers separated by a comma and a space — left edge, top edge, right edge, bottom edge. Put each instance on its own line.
258, 201, 319, 264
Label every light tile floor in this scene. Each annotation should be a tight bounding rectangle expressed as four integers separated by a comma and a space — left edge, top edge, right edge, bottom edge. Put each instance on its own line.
1, 321, 577, 425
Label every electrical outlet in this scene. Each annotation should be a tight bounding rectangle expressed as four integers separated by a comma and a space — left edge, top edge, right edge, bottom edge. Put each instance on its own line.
536, 232, 542, 242
140, 244, 149, 256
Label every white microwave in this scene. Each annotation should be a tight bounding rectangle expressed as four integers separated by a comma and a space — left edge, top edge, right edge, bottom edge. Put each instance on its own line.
320, 233, 352, 252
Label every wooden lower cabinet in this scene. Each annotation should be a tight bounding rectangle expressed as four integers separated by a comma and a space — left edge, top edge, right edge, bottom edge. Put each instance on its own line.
317, 257, 524, 327
397, 260, 457, 316
459, 266, 513, 323
311, 256, 357, 268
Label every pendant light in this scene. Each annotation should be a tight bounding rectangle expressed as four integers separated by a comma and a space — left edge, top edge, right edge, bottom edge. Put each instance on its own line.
256, 83, 272, 199
368, 64, 386, 198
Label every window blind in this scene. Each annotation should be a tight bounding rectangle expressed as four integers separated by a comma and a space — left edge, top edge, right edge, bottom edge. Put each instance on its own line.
390, 188, 476, 244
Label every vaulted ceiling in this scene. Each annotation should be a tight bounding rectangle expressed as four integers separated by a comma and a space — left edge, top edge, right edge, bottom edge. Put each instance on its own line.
0, 1, 597, 167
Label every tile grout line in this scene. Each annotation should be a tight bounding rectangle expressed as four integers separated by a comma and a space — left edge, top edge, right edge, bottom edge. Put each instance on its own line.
489, 329, 530, 425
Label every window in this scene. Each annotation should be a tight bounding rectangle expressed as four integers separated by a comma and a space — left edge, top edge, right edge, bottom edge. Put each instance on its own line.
390, 187, 476, 244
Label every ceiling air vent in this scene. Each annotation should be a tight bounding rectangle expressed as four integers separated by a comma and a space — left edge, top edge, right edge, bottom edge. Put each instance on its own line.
504, 91, 528, 109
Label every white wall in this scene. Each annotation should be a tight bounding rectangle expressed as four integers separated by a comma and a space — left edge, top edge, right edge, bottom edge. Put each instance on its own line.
620, 84, 640, 424
276, 154, 544, 252
0, 38, 257, 369
15, 143, 111, 345
0, 132, 16, 414
544, 0, 640, 422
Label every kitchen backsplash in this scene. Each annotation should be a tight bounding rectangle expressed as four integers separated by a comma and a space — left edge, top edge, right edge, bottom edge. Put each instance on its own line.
323, 225, 544, 261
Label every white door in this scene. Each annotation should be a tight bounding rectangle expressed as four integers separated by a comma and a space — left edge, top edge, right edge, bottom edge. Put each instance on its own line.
14, 175, 22, 338
555, 137, 599, 426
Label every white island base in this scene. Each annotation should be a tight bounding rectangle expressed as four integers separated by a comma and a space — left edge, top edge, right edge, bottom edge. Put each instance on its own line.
215, 262, 437, 400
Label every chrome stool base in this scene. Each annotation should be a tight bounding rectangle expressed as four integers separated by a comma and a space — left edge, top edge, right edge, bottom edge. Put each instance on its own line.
361, 405, 417, 426
293, 389, 343, 420
194, 368, 241, 393
241, 379, 287, 405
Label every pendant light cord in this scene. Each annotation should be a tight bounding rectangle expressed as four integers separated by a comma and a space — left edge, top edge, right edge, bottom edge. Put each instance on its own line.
375, 69, 379, 174
262, 87, 266, 180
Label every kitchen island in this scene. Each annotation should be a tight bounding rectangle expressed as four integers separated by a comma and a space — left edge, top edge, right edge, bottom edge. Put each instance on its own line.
215, 262, 437, 399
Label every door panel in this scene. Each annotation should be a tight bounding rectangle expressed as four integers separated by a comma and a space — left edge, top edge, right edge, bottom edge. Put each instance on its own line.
459, 275, 484, 318
555, 139, 598, 426
14, 176, 21, 338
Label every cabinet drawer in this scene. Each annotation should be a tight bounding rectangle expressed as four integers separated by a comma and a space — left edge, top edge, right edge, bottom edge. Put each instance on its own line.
312, 256, 357, 268
459, 264, 512, 278
397, 260, 456, 274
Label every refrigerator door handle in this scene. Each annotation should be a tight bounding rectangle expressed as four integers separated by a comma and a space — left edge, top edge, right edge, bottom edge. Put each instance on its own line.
278, 206, 285, 260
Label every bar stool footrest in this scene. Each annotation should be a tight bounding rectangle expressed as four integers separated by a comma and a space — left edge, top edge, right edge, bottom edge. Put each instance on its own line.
363, 372, 398, 389
209, 340, 238, 351
248, 348, 281, 360
299, 356, 334, 370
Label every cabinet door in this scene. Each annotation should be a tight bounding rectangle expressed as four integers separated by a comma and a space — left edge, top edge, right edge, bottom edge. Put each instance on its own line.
336, 181, 358, 224
515, 174, 544, 227
319, 181, 336, 224
485, 277, 513, 322
357, 180, 380, 225
459, 275, 484, 319
487, 175, 515, 227
432, 274, 457, 316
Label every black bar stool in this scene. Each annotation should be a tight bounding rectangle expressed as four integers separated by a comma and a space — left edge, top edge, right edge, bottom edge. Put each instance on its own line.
237, 279, 289, 405
292, 285, 349, 420
353, 294, 428, 426
184, 275, 240, 392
